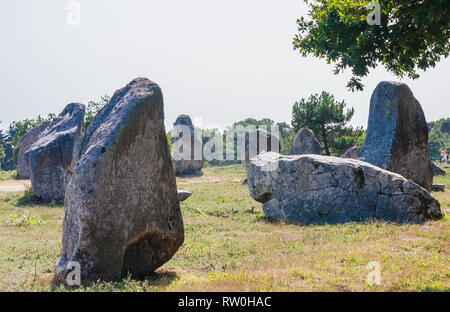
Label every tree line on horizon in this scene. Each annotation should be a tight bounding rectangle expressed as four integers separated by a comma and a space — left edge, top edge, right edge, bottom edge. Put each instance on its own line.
1, 93, 448, 171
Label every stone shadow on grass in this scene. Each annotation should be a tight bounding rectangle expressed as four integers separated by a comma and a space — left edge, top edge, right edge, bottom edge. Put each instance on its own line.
0, 187, 63, 208
51, 269, 179, 291
15, 187, 64, 207
176, 170, 204, 178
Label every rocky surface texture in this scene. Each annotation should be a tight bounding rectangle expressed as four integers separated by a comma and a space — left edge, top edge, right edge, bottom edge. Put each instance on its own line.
431, 163, 446, 176
171, 114, 204, 175
25, 103, 85, 201
242, 128, 280, 171
15, 121, 51, 179
247, 152, 441, 224
432, 184, 445, 192
360, 81, 433, 191
289, 128, 322, 155
55, 78, 184, 284
344, 146, 361, 159
177, 190, 192, 202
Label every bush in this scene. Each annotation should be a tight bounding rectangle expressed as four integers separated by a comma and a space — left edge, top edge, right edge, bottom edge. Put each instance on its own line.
428, 118, 450, 161
0, 170, 17, 181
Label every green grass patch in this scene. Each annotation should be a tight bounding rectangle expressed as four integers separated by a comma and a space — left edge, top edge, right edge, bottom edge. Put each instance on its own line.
0, 170, 17, 181
0, 164, 448, 292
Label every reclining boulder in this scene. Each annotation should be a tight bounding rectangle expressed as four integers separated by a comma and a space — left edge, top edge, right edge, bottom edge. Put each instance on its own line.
26, 103, 85, 201
177, 190, 192, 202
247, 152, 441, 224
289, 128, 322, 155
360, 81, 433, 191
15, 121, 51, 179
431, 163, 446, 176
55, 78, 184, 283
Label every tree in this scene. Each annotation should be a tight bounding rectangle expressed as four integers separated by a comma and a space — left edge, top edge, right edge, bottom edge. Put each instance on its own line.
328, 125, 365, 155
293, 0, 450, 91
84, 94, 110, 130
0, 126, 6, 170
428, 118, 450, 160
0, 123, 14, 171
233, 118, 274, 130
291, 91, 355, 155
275, 122, 296, 155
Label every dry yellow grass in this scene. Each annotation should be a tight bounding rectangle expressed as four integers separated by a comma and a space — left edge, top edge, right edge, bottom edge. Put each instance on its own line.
0, 164, 448, 292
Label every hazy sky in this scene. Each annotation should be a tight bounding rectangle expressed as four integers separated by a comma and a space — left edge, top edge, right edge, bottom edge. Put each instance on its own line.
1, 0, 449, 132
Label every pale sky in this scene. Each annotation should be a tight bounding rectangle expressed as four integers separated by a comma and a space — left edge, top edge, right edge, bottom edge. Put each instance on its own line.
1, 0, 449, 132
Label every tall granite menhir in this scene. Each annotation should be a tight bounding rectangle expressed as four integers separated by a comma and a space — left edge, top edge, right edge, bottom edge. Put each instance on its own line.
360, 81, 433, 191
289, 128, 322, 156
55, 78, 184, 284
25, 103, 85, 201
171, 114, 204, 175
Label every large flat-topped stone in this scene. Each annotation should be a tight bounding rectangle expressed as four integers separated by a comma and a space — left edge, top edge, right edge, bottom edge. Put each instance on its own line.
247, 152, 441, 224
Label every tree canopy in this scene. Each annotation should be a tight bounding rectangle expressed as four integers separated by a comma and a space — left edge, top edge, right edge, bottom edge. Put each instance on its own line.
293, 0, 450, 91
0, 127, 6, 169
84, 94, 110, 130
291, 91, 362, 155
233, 118, 293, 155
428, 118, 450, 160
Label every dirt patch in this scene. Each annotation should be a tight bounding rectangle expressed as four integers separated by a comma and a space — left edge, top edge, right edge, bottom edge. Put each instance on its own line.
0, 180, 31, 193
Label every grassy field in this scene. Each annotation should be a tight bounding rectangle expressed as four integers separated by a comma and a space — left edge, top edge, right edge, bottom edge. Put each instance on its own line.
0, 164, 448, 292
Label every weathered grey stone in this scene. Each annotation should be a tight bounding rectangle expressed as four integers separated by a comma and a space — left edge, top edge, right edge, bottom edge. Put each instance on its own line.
15, 121, 51, 179
242, 128, 280, 171
177, 190, 192, 202
171, 114, 204, 175
360, 81, 433, 191
344, 146, 361, 159
432, 184, 445, 192
289, 128, 322, 155
55, 78, 184, 283
25, 104, 85, 201
247, 152, 441, 224
431, 163, 446, 176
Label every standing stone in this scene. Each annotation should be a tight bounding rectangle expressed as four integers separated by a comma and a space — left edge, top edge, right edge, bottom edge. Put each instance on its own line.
360, 81, 433, 191
177, 190, 192, 202
432, 184, 445, 192
171, 114, 204, 175
55, 78, 184, 283
15, 121, 51, 179
289, 128, 322, 155
247, 152, 441, 224
344, 146, 361, 159
431, 163, 446, 176
242, 128, 280, 171
25, 104, 85, 201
